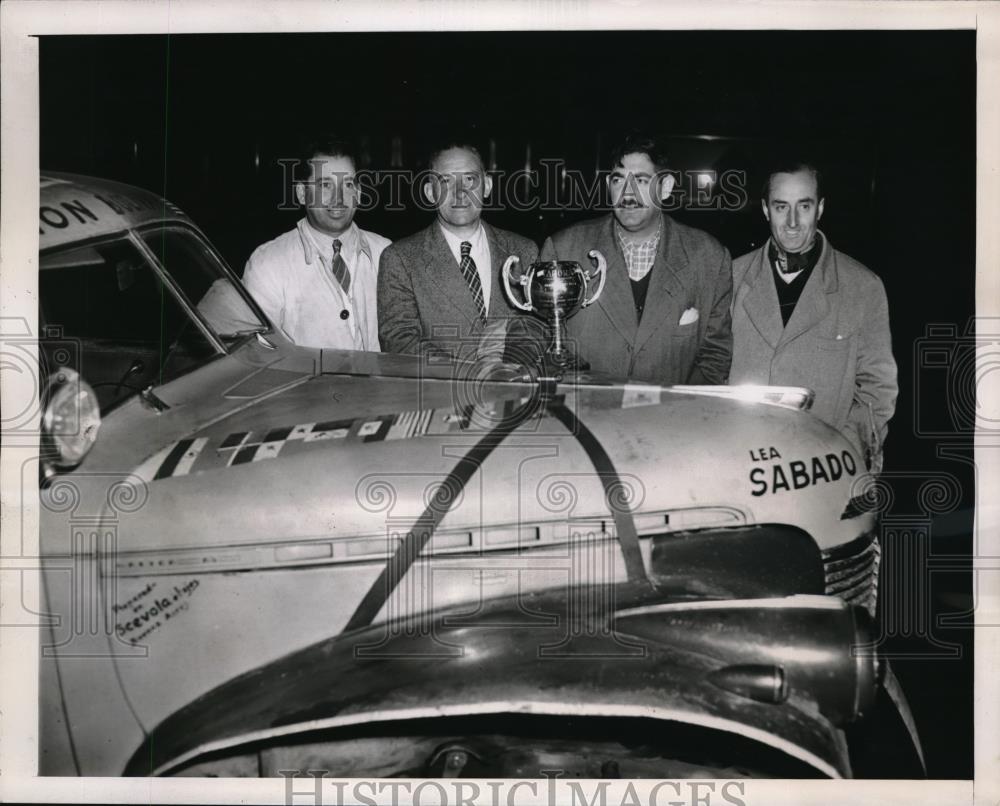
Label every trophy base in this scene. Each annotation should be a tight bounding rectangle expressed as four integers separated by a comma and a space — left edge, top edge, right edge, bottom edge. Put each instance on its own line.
543, 346, 590, 377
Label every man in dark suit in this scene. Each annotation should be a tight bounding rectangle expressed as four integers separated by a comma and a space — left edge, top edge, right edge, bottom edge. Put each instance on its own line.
540, 134, 733, 385
377, 143, 539, 361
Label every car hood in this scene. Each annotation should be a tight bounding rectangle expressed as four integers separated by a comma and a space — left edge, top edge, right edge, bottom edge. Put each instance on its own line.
43, 344, 873, 557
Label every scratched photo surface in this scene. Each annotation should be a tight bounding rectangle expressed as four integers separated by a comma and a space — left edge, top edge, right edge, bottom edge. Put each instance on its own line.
34, 30, 974, 780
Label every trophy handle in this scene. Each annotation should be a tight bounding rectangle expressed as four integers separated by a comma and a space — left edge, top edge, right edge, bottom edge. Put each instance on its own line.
502, 255, 534, 312
582, 249, 608, 307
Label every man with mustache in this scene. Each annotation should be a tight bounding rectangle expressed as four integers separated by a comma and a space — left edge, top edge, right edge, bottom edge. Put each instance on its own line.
730, 162, 897, 470
243, 136, 391, 350
539, 133, 733, 384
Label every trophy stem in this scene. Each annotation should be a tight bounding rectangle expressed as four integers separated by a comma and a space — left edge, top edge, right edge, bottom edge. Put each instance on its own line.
546, 306, 581, 372
551, 306, 564, 356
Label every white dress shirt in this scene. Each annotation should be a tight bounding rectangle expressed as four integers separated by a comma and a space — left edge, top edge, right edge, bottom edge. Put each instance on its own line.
438, 222, 491, 313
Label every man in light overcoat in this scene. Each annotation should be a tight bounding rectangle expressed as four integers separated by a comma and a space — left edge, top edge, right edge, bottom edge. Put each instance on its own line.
730, 162, 897, 468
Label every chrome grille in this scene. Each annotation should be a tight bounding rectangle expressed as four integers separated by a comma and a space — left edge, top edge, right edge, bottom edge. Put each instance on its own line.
821, 532, 880, 615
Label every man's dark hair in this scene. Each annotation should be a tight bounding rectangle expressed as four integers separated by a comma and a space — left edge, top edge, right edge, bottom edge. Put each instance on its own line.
609, 133, 670, 172
425, 141, 486, 174
294, 136, 358, 182
761, 161, 824, 202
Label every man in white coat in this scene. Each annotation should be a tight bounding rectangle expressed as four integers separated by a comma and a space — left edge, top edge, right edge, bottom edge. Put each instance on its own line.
244, 137, 390, 350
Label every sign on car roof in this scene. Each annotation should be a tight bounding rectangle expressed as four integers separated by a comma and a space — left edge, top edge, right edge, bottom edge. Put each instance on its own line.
39, 172, 196, 251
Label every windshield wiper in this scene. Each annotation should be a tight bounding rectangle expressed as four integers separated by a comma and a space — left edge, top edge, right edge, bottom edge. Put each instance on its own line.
220, 327, 268, 339
140, 384, 170, 413
219, 327, 276, 350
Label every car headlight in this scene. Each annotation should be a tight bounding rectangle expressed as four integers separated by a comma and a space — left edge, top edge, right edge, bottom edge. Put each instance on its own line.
42, 367, 100, 476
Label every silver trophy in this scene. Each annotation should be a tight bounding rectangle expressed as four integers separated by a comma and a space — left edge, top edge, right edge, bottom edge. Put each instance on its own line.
502, 250, 607, 370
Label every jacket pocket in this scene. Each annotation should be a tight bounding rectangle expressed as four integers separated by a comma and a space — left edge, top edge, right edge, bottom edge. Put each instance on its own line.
815, 334, 853, 352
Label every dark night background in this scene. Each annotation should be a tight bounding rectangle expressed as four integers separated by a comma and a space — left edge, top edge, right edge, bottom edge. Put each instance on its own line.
39, 31, 976, 778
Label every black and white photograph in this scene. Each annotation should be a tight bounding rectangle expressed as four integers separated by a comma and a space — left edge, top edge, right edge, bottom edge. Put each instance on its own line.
1, 1, 998, 803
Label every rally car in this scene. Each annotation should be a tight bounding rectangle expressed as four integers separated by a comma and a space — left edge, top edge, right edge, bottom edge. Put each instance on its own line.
35, 173, 916, 778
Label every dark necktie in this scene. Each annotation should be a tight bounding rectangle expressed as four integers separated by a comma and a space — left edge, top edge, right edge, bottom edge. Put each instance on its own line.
331, 238, 351, 294
460, 240, 486, 321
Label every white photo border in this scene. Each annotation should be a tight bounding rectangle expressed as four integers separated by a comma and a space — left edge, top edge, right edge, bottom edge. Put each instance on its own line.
1, 1, 997, 804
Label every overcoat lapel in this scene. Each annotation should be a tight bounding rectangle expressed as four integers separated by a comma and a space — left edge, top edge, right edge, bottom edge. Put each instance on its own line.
635, 215, 691, 351
592, 216, 639, 343
740, 244, 783, 350
484, 222, 514, 319
777, 234, 838, 347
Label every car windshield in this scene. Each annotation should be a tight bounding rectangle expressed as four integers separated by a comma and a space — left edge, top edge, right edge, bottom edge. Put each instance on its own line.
39, 226, 267, 412
139, 226, 267, 342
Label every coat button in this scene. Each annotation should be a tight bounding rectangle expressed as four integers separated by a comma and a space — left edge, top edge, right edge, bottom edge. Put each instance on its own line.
340, 309, 350, 320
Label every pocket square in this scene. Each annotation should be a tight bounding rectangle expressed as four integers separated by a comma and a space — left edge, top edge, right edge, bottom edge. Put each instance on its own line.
678, 307, 699, 326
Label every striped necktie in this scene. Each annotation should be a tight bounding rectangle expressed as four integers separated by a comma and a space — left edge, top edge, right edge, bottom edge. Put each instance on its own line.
460, 240, 486, 321
331, 238, 351, 294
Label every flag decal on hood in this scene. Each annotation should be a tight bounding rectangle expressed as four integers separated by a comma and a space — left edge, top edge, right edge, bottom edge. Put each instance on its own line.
143, 399, 536, 481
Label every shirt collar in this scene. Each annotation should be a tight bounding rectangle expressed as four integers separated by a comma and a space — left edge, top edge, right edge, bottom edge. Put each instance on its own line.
438, 221, 486, 258
614, 217, 662, 251
296, 218, 371, 265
